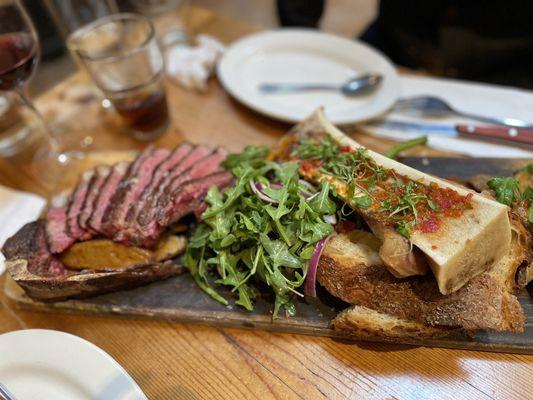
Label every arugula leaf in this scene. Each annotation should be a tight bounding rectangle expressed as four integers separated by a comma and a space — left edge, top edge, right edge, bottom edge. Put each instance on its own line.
222, 145, 269, 169
309, 181, 337, 214
183, 145, 340, 317
487, 177, 521, 206
260, 234, 301, 269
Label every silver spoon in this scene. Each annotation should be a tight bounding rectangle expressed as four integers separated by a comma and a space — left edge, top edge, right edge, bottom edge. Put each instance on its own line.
258, 73, 383, 97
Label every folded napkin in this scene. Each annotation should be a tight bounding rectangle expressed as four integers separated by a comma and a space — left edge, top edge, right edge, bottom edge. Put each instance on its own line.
166, 34, 226, 92
0, 185, 46, 275
360, 75, 533, 158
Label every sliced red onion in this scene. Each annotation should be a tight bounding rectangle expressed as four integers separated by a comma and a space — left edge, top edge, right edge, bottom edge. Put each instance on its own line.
323, 214, 337, 225
269, 181, 282, 189
305, 233, 336, 297
249, 179, 278, 204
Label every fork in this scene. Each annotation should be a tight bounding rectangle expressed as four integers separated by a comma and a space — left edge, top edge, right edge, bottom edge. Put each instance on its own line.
394, 96, 533, 129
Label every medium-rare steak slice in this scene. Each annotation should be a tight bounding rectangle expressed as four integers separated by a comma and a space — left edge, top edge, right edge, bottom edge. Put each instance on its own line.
132, 145, 212, 240
102, 147, 170, 238
2, 220, 184, 302
136, 145, 212, 227
122, 142, 193, 237
155, 147, 227, 224
66, 170, 95, 241
98, 147, 154, 235
46, 195, 75, 254
78, 165, 111, 233
158, 171, 234, 227
88, 161, 129, 234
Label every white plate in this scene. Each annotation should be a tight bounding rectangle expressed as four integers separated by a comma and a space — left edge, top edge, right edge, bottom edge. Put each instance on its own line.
0, 329, 146, 400
217, 29, 400, 124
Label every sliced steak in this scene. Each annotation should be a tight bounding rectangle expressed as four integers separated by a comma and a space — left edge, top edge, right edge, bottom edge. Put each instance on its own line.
155, 147, 228, 224
99, 146, 155, 234
107, 148, 170, 240
66, 170, 95, 241
101, 147, 170, 239
158, 171, 234, 227
46, 194, 75, 254
88, 161, 129, 234
135, 145, 212, 229
122, 142, 193, 234
78, 165, 111, 233
4, 220, 66, 276
2, 220, 183, 302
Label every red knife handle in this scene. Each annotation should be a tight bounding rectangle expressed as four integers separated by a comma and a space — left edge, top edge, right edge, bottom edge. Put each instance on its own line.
456, 124, 533, 147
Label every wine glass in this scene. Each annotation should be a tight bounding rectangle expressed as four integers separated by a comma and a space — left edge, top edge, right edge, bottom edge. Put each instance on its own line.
0, 0, 71, 182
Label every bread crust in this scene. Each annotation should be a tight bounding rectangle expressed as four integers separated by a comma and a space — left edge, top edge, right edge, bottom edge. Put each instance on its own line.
318, 219, 531, 333
332, 305, 467, 341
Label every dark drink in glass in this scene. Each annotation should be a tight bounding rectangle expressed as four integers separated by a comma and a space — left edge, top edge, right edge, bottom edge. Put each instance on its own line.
108, 77, 169, 140
71, 14, 170, 141
0, 32, 37, 90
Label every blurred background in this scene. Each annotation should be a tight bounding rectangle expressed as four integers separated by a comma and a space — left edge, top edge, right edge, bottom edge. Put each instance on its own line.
24, 0, 533, 95
31, 0, 376, 94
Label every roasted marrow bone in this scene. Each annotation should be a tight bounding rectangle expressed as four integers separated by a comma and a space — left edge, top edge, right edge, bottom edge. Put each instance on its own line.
282, 109, 511, 294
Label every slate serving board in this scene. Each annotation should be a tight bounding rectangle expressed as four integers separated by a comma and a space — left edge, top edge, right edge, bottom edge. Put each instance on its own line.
4, 157, 533, 354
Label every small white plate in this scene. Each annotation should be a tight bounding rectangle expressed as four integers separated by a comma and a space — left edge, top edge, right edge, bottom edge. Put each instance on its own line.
217, 29, 400, 124
0, 329, 146, 400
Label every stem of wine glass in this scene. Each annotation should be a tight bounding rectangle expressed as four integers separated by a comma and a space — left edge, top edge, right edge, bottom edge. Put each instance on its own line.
14, 85, 69, 165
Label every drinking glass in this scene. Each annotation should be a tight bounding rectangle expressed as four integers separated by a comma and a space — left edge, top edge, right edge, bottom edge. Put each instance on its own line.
72, 13, 170, 141
0, 0, 70, 170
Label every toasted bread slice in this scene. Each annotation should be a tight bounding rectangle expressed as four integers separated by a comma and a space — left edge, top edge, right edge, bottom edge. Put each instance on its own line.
318, 218, 531, 333
284, 109, 511, 294
332, 305, 464, 341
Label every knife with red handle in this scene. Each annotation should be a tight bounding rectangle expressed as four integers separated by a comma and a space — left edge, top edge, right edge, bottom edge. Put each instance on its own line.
456, 124, 533, 148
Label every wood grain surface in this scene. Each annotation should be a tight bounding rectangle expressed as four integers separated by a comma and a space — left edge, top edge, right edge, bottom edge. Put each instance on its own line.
0, 7, 532, 400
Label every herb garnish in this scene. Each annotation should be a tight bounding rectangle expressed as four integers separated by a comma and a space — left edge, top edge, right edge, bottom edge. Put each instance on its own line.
292, 135, 473, 238
183, 146, 339, 317
488, 164, 533, 228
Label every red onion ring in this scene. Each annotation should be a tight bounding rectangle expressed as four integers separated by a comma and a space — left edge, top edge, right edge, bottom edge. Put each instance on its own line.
305, 233, 336, 297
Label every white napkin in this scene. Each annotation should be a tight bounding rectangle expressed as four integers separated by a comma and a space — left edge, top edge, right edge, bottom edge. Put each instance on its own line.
166, 34, 226, 92
0, 185, 46, 275
360, 75, 533, 158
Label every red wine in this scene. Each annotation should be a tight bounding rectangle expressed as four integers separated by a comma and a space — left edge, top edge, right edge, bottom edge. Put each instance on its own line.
0, 32, 37, 91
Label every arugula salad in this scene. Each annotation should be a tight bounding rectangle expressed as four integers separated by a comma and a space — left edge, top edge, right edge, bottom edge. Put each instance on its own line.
183, 145, 341, 317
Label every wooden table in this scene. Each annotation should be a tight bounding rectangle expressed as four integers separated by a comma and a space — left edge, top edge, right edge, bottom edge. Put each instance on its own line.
0, 7, 531, 400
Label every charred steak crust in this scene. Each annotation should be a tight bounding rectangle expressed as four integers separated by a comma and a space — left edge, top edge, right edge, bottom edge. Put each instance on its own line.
2, 220, 184, 302
4, 220, 66, 276
78, 165, 111, 233
7, 258, 183, 302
